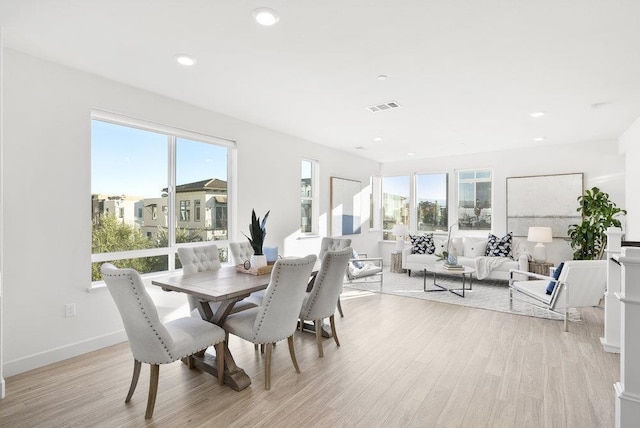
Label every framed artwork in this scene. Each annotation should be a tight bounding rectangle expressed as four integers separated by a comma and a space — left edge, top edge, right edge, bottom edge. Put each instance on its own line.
330, 177, 361, 236
506, 173, 583, 238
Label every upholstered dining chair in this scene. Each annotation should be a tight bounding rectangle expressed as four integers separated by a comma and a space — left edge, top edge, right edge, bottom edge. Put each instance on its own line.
177, 244, 255, 315
299, 247, 352, 357
318, 237, 352, 317
229, 241, 254, 265
100, 263, 225, 419
222, 254, 317, 390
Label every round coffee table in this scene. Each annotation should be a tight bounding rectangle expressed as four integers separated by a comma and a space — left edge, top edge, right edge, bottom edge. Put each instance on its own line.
423, 265, 475, 298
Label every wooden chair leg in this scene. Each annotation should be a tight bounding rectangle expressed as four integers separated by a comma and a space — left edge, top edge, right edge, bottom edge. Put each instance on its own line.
254, 344, 259, 351
329, 314, 340, 347
145, 364, 159, 419
260, 344, 265, 354
315, 319, 324, 357
125, 359, 141, 403
287, 335, 300, 373
215, 342, 225, 386
337, 298, 344, 317
265, 343, 273, 390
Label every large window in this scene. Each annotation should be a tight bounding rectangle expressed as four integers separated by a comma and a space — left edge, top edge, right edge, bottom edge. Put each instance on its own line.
457, 170, 492, 230
301, 159, 318, 234
416, 173, 448, 232
91, 114, 233, 281
382, 176, 410, 240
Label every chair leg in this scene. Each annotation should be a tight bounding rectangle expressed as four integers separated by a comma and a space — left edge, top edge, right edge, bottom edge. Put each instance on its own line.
145, 364, 159, 419
287, 335, 301, 373
265, 343, 273, 390
315, 319, 324, 357
215, 342, 225, 386
509, 288, 513, 311
564, 309, 568, 332
337, 298, 344, 318
125, 359, 141, 403
260, 344, 265, 354
329, 314, 340, 347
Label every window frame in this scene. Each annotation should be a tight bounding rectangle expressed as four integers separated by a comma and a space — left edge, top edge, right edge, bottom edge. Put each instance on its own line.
300, 158, 319, 235
381, 175, 411, 240
90, 110, 237, 284
455, 168, 493, 232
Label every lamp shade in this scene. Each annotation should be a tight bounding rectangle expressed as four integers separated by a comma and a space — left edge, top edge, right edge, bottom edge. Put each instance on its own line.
527, 227, 553, 243
391, 224, 409, 237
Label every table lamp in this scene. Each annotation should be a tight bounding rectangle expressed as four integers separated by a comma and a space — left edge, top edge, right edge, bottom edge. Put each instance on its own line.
527, 226, 553, 262
391, 224, 409, 253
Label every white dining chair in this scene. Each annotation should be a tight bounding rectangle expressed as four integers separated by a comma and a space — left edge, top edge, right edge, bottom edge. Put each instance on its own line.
100, 263, 226, 419
229, 241, 254, 265
299, 247, 352, 357
222, 254, 317, 390
318, 237, 352, 317
177, 244, 256, 316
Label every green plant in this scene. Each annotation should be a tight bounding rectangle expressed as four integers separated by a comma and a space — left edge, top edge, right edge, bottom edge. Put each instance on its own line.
568, 187, 626, 260
243, 209, 270, 255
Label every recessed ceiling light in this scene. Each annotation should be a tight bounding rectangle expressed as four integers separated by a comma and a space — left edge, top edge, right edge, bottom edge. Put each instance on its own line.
252, 7, 279, 26
533, 137, 546, 142
529, 111, 545, 118
175, 54, 196, 66
373, 137, 382, 142
408, 152, 415, 156
377, 75, 388, 81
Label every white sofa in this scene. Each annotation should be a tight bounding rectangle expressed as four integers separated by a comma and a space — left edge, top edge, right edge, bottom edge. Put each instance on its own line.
401, 235, 529, 281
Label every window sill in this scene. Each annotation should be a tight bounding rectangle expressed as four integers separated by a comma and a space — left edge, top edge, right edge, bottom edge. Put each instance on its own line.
297, 234, 320, 240
88, 269, 183, 293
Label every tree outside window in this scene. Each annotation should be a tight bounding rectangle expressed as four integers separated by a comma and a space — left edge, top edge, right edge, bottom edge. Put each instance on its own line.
382, 176, 410, 240
457, 170, 492, 230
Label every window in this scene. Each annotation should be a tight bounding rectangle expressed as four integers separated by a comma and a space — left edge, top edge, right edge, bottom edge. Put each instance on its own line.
415, 173, 448, 232
382, 176, 410, 240
194, 200, 201, 221
369, 176, 381, 230
301, 159, 318, 234
457, 170, 492, 230
91, 113, 234, 281
179, 200, 191, 221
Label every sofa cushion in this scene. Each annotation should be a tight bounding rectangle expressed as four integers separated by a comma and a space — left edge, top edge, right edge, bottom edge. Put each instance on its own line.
486, 232, 513, 258
410, 234, 435, 254
463, 237, 488, 257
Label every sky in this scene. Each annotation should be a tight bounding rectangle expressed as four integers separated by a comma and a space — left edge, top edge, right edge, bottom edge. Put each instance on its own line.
91, 120, 228, 197
383, 174, 447, 203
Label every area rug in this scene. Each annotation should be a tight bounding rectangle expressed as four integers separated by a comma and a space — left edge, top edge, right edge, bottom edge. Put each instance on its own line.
344, 271, 581, 321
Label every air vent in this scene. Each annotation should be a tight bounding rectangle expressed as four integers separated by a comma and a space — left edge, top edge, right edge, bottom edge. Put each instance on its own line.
367, 101, 401, 113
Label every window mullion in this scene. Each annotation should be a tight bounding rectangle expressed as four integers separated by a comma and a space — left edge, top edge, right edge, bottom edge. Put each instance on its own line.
167, 136, 177, 270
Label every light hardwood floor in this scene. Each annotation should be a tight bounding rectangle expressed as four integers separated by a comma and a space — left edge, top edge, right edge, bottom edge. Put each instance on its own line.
0, 290, 619, 427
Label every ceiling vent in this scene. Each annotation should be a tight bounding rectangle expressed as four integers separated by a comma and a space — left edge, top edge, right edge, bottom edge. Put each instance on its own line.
366, 101, 401, 113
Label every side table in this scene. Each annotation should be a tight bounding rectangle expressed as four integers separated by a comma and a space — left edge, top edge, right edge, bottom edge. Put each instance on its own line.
390, 252, 405, 273
528, 261, 554, 275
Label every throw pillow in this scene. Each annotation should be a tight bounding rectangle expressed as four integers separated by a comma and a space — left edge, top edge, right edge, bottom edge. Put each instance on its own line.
410, 234, 435, 254
351, 249, 364, 269
486, 233, 513, 258
463, 237, 488, 257
546, 262, 564, 295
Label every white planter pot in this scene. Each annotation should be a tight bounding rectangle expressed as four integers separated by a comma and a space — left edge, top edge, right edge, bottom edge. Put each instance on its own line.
251, 255, 267, 268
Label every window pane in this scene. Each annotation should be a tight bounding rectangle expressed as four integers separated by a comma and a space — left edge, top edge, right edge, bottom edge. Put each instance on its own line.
91, 255, 168, 281
382, 176, 410, 240
176, 138, 228, 242
457, 170, 492, 230
91, 121, 168, 254
416, 173, 448, 232
301, 160, 312, 197
301, 200, 312, 233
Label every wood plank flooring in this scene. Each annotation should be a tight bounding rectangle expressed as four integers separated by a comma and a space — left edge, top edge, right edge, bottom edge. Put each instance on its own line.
0, 290, 619, 427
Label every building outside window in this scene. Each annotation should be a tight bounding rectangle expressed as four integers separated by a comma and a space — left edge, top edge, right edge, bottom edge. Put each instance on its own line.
457, 170, 492, 230
382, 176, 410, 240
301, 159, 318, 234
91, 114, 233, 281
194, 200, 201, 221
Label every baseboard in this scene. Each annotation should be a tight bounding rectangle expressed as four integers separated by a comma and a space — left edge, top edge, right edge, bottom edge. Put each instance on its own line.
3, 330, 127, 378
1, 377, 5, 399
600, 337, 621, 354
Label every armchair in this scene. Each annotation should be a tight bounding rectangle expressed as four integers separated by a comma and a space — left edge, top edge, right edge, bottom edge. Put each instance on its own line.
508, 260, 607, 331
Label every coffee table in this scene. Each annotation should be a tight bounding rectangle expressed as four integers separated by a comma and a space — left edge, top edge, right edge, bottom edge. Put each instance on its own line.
423, 265, 475, 298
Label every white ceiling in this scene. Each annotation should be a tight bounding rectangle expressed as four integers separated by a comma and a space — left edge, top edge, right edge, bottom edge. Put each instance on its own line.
2, 0, 640, 162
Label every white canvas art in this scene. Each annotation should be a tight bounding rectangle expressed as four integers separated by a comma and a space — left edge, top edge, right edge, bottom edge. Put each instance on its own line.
507, 173, 583, 238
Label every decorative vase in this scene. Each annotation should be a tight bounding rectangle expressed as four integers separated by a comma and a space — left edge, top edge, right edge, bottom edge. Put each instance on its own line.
447, 248, 458, 265
250, 254, 267, 269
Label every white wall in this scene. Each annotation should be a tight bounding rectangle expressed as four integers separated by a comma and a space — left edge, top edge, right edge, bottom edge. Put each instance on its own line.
1, 49, 380, 376
379, 141, 626, 265
620, 117, 640, 240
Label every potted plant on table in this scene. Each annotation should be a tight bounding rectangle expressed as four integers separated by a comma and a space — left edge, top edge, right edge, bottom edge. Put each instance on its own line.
568, 187, 626, 260
243, 209, 270, 268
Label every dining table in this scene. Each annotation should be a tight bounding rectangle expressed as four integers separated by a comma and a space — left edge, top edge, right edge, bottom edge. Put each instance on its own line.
151, 262, 322, 391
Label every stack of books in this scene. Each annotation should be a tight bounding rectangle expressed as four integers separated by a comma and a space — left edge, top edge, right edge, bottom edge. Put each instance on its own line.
443, 263, 465, 270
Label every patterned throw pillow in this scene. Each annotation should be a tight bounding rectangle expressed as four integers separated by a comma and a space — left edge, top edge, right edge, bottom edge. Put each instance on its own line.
485, 232, 513, 258
410, 234, 435, 254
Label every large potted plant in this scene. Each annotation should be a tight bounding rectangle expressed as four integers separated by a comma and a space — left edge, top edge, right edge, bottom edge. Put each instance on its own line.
243, 209, 270, 268
568, 187, 626, 260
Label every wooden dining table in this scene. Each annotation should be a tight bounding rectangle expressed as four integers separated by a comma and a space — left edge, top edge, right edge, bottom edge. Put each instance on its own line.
151, 266, 272, 391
